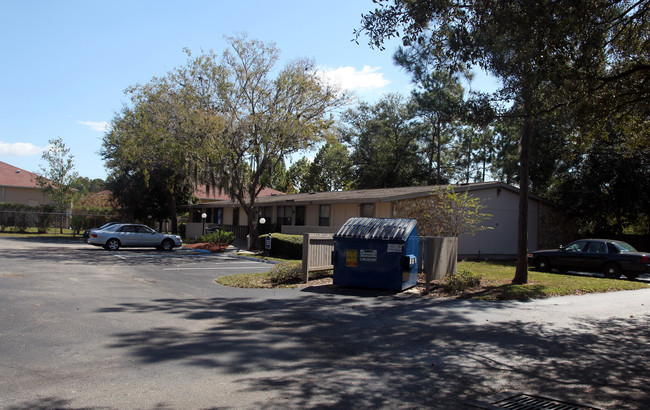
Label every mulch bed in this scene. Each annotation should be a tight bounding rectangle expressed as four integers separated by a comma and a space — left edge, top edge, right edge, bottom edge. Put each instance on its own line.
183, 243, 230, 253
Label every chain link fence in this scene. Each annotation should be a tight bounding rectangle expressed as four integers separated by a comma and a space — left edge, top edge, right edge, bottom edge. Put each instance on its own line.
0, 209, 118, 235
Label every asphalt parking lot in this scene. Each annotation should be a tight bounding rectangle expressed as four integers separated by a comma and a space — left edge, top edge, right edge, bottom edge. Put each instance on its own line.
1, 237, 650, 409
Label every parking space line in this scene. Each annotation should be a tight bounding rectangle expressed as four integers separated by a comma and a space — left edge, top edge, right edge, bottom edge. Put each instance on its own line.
163, 266, 267, 271
110, 253, 234, 260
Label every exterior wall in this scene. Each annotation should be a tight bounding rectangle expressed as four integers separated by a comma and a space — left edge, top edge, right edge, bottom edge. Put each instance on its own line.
304, 204, 319, 226
223, 207, 234, 225
209, 207, 246, 227
186, 223, 203, 239
198, 201, 400, 232
331, 203, 359, 226
1, 186, 53, 206
456, 187, 538, 259
193, 184, 549, 257
376, 202, 393, 218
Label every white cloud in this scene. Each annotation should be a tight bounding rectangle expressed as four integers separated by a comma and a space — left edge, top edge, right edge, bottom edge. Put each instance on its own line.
0, 142, 45, 156
77, 120, 109, 132
319, 65, 390, 91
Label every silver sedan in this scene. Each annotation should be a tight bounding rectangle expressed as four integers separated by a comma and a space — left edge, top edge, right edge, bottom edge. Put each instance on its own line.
87, 223, 182, 251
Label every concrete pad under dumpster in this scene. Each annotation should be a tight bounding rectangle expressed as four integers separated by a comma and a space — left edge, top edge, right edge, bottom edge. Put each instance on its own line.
332, 217, 419, 291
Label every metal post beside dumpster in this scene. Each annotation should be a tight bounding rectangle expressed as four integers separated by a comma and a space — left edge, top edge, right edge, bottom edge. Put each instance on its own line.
424, 237, 458, 293
332, 217, 419, 291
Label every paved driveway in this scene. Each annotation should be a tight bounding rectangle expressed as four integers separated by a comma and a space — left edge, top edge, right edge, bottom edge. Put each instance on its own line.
1, 237, 649, 409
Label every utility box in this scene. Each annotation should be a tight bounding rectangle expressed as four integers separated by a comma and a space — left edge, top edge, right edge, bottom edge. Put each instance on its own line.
332, 217, 419, 291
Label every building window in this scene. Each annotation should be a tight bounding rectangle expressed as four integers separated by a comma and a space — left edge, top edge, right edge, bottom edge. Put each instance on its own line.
258, 206, 272, 222
277, 206, 292, 226
319, 204, 330, 226
216, 208, 223, 225
295, 206, 305, 226
360, 203, 374, 218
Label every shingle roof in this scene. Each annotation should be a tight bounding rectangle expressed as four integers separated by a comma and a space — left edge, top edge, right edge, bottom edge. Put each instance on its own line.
200, 182, 522, 208
0, 161, 42, 188
193, 184, 286, 201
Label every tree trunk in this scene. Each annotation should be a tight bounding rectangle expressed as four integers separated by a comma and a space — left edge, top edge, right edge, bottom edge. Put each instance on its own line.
513, 101, 532, 285
436, 132, 442, 185
167, 194, 178, 234
241, 202, 258, 251
466, 137, 471, 184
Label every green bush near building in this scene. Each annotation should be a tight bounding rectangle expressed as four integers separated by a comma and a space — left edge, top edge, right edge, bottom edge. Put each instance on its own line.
200, 229, 235, 244
258, 233, 303, 260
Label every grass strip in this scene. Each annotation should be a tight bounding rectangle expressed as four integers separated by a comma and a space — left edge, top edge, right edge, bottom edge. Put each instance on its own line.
216, 260, 649, 300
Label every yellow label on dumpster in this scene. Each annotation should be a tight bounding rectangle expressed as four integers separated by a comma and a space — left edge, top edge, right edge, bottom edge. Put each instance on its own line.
346, 249, 358, 267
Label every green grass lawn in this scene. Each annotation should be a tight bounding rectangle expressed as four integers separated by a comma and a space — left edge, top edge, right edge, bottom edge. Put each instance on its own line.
217, 259, 649, 300
452, 261, 648, 300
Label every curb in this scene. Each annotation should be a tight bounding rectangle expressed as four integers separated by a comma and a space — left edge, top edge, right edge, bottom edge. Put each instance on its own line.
226, 253, 282, 264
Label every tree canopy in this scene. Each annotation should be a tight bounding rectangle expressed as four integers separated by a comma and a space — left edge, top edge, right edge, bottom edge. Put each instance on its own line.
395, 185, 491, 237
357, 0, 650, 283
102, 75, 216, 232
36, 138, 80, 233
103, 34, 347, 241
36, 137, 79, 213
341, 93, 426, 188
198, 35, 348, 243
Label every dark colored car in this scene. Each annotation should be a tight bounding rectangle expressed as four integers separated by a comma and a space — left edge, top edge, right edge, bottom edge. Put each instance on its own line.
528, 239, 650, 279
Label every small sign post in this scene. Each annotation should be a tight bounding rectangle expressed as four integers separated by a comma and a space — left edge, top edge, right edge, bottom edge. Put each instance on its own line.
265, 235, 271, 257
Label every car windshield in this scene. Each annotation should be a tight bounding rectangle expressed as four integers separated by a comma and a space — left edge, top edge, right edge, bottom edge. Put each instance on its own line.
99, 222, 116, 229
104, 225, 121, 232
611, 241, 637, 252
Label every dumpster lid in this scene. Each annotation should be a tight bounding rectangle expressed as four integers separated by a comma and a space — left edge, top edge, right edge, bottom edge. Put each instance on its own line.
334, 217, 417, 241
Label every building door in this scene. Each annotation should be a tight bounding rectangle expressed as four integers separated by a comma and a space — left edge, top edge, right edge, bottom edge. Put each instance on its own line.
233, 208, 239, 226
295, 206, 305, 226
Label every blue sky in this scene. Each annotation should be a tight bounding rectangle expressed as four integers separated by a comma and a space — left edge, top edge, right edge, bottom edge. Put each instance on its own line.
0, 1, 496, 180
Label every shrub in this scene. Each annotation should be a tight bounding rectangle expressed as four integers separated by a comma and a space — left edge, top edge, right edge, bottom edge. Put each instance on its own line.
269, 262, 303, 284
200, 229, 235, 245
36, 205, 55, 233
14, 208, 29, 232
259, 233, 303, 259
442, 270, 482, 295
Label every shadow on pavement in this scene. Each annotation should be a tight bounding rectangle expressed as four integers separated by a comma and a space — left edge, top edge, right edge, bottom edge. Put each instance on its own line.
86, 294, 650, 409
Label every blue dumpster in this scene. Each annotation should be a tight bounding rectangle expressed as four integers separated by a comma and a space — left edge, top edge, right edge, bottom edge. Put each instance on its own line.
332, 217, 419, 291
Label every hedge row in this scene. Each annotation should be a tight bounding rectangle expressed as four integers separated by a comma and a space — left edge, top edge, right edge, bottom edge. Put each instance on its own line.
258, 233, 303, 260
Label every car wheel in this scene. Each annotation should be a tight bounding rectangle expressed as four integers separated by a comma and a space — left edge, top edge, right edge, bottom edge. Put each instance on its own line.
625, 272, 639, 280
105, 238, 120, 251
535, 257, 551, 272
602, 263, 621, 279
160, 239, 174, 251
